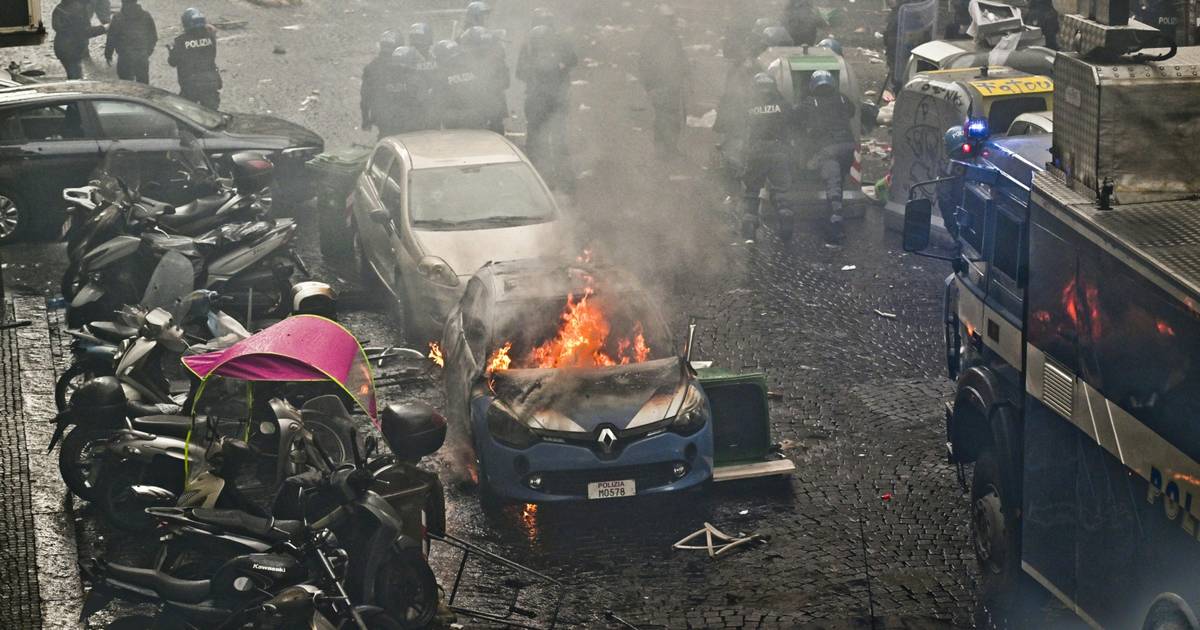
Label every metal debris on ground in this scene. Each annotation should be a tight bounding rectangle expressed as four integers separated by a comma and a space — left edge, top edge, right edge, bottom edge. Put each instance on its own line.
686, 109, 717, 128
873, 309, 897, 319
673, 522, 766, 558
841, 265, 857, 271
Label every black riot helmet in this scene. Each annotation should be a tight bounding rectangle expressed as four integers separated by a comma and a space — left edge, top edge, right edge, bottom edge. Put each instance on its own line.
391, 45, 423, 69
528, 24, 553, 49
432, 39, 460, 62
408, 22, 434, 52
378, 29, 402, 55
465, 1, 491, 27
753, 72, 778, 95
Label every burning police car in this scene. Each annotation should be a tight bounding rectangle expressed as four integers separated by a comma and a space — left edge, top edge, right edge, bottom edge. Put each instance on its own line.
438, 260, 713, 503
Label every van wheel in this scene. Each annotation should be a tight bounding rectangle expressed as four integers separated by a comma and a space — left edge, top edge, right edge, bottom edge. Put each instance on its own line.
0, 191, 28, 244
973, 448, 1044, 626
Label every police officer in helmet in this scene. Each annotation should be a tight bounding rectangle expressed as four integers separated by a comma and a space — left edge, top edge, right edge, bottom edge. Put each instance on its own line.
516, 22, 578, 191
800, 70, 856, 244
361, 30, 402, 133
434, 39, 491, 129
374, 46, 435, 137
738, 72, 797, 242
461, 26, 510, 134
463, 1, 491, 30
168, 8, 221, 109
409, 22, 435, 61
104, 0, 157, 84
639, 4, 690, 159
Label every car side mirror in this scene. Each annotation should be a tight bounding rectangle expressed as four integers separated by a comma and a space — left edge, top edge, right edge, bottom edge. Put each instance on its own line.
902, 198, 933, 252
369, 208, 390, 224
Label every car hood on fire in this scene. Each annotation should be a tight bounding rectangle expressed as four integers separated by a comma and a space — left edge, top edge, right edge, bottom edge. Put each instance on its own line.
487, 357, 688, 433
222, 112, 323, 149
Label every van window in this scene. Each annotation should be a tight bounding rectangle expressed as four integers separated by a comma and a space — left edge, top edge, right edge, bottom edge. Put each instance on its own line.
987, 97, 1047, 135
960, 184, 988, 254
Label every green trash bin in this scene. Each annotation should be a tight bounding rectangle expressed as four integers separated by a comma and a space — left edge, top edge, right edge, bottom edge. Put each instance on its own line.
307, 147, 371, 261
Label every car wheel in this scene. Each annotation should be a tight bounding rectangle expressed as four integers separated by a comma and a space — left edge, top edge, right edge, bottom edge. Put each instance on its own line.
0, 191, 28, 244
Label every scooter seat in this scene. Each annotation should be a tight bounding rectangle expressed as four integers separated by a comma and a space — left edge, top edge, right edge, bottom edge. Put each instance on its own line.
189, 508, 304, 543
131, 414, 203, 437
104, 563, 212, 604
88, 321, 138, 342
158, 195, 228, 228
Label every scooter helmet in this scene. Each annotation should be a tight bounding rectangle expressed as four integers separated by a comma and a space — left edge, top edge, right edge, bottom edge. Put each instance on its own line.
760, 26, 793, 48
465, 1, 491, 25
532, 7, 556, 28
944, 125, 969, 157
459, 25, 489, 48
753, 72, 778, 94
378, 29, 402, 55
391, 45, 423, 68
432, 39, 460, 62
181, 8, 205, 30
69, 376, 127, 416
408, 22, 434, 51
818, 37, 843, 57
809, 69, 835, 95
291, 281, 337, 320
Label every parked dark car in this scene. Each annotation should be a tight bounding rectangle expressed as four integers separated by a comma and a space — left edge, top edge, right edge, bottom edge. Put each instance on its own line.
0, 81, 323, 242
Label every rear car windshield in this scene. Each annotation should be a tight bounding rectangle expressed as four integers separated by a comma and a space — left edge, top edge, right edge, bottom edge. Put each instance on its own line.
147, 91, 225, 129
409, 162, 556, 230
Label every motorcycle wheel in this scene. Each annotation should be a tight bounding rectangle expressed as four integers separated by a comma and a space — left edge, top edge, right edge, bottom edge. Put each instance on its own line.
98, 460, 158, 533
59, 426, 109, 501
56, 362, 110, 411
364, 542, 439, 630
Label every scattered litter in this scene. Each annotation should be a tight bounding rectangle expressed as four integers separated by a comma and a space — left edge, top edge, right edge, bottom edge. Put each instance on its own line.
873, 309, 897, 319
862, 186, 878, 201
855, 26, 867, 33
571, 79, 589, 86
767, 391, 785, 400
625, 73, 639, 82
212, 18, 247, 31
273, 45, 287, 55
579, 169, 594, 179
686, 109, 717, 128
280, 24, 304, 31
583, 57, 601, 68
874, 31, 884, 39
738, 509, 749, 515
673, 522, 765, 558
578, 103, 591, 111
299, 93, 319, 111
667, 175, 693, 182
881, 492, 893, 501
841, 265, 857, 271
858, 453, 866, 457
686, 44, 714, 53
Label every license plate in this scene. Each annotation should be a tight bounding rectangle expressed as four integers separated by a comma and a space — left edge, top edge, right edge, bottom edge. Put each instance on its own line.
587, 479, 635, 500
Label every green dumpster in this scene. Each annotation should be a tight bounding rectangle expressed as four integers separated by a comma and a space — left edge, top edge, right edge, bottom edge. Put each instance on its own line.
306, 147, 371, 260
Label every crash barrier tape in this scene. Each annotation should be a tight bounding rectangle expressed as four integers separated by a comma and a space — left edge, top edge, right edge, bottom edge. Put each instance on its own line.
850, 147, 862, 187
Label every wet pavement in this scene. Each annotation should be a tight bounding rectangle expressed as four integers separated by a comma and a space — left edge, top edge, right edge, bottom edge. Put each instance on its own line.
0, 0, 982, 628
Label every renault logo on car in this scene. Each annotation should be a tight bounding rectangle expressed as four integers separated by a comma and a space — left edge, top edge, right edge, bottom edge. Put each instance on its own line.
597, 427, 618, 452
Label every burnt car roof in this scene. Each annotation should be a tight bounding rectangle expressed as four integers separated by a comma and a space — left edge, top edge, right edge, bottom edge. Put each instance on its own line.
0, 80, 170, 104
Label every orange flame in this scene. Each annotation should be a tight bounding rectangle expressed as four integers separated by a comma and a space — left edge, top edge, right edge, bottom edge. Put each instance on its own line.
428, 342, 445, 367
522, 288, 651, 368
487, 342, 513, 374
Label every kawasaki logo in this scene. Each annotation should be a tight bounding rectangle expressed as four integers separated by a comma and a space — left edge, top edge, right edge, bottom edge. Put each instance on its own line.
251, 563, 286, 574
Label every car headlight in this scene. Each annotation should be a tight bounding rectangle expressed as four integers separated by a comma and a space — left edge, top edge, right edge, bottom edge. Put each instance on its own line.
487, 403, 539, 449
418, 256, 460, 288
669, 384, 708, 436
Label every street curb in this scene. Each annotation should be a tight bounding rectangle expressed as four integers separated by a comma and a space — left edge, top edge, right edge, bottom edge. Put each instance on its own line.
13, 297, 83, 630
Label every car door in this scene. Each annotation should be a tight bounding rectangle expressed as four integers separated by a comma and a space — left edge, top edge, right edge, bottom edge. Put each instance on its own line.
87, 99, 188, 199
381, 159, 418, 291
353, 147, 395, 289
0, 100, 101, 235
444, 278, 488, 428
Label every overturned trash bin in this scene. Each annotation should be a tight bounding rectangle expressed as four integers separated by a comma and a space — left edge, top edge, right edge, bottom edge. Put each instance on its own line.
306, 146, 371, 261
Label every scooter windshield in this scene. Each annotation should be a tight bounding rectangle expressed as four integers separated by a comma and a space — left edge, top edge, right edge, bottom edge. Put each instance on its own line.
141, 251, 195, 312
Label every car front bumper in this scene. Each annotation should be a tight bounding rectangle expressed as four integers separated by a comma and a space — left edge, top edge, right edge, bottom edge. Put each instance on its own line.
472, 414, 715, 503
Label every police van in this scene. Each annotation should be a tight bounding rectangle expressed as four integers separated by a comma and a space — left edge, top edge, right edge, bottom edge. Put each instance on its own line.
902, 6, 1200, 627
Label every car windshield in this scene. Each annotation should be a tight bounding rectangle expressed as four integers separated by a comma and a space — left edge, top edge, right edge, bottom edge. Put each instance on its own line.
146, 90, 226, 129
408, 162, 556, 230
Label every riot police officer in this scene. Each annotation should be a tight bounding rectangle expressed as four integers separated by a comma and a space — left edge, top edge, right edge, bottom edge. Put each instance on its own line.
738, 73, 797, 242
373, 46, 435, 137
434, 39, 492, 129
461, 26, 510, 134
361, 30, 402, 133
516, 23, 577, 191
104, 0, 157, 84
639, 4, 689, 158
800, 70, 855, 244
167, 8, 221, 109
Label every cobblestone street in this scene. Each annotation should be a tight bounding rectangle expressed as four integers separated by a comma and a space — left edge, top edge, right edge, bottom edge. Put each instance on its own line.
0, 0, 983, 627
